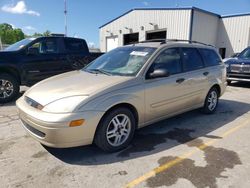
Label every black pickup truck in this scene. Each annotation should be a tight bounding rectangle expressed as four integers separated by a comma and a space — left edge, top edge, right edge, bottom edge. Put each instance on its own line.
0, 36, 103, 103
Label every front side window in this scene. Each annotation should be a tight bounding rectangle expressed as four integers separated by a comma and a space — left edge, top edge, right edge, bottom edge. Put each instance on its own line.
84, 46, 156, 76
199, 49, 221, 67
150, 48, 182, 75
182, 48, 204, 72
30, 39, 58, 54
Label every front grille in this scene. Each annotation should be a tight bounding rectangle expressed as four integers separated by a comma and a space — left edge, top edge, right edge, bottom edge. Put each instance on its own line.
21, 120, 46, 138
231, 64, 250, 73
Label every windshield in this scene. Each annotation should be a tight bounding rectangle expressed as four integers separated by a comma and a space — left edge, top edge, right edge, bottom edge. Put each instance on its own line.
84, 46, 156, 76
4, 38, 36, 51
238, 48, 250, 59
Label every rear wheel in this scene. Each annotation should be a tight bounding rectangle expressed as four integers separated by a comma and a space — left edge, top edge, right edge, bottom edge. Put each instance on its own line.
0, 74, 19, 103
94, 107, 136, 152
202, 87, 219, 114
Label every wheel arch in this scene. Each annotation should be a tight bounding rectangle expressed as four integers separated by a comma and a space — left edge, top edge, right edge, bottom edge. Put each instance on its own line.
210, 84, 221, 96
0, 67, 21, 85
93, 102, 139, 142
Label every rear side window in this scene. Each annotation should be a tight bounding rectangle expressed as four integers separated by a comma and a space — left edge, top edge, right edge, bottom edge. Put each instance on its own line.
182, 48, 204, 72
64, 39, 88, 53
199, 49, 221, 66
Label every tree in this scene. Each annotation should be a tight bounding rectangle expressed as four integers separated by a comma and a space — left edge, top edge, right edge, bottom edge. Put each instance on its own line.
0, 23, 25, 44
43, 30, 51, 36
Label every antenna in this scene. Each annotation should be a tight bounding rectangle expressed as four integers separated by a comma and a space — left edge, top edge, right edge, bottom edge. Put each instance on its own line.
64, 0, 67, 36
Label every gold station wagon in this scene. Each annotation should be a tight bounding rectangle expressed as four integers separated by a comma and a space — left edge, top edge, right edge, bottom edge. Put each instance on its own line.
16, 39, 227, 152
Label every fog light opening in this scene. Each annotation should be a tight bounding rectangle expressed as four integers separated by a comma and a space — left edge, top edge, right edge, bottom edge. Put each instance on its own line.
69, 119, 85, 127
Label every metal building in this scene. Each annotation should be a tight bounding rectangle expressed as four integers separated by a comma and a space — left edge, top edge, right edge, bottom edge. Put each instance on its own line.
99, 7, 250, 58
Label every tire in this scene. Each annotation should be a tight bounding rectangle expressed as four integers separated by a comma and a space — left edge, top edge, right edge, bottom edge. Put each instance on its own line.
0, 74, 20, 103
202, 87, 219, 114
94, 107, 136, 152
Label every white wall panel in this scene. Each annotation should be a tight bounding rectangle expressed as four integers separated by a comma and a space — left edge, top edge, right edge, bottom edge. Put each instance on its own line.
217, 15, 250, 57
191, 10, 219, 46
100, 9, 191, 52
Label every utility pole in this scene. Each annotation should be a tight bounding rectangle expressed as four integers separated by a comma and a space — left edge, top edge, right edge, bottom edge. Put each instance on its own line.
64, 0, 67, 36
0, 36, 2, 50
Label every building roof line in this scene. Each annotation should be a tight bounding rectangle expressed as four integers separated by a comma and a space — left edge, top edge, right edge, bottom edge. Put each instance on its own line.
99, 6, 222, 29
222, 13, 250, 18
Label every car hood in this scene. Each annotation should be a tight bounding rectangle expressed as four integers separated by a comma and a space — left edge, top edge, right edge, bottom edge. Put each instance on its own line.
25, 70, 131, 106
224, 57, 250, 65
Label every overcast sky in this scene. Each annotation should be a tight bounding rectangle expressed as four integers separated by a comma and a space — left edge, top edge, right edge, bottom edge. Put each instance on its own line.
0, 0, 250, 47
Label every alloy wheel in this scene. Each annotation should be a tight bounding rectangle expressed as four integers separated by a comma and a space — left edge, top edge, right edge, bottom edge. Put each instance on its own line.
106, 114, 131, 147
207, 90, 218, 111
0, 79, 14, 99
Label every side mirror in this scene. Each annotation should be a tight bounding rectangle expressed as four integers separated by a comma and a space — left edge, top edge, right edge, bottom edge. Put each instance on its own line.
147, 68, 170, 79
27, 47, 39, 55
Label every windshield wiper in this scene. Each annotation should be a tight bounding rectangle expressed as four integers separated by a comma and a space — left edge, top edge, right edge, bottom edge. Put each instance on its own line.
87, 69, 112, 76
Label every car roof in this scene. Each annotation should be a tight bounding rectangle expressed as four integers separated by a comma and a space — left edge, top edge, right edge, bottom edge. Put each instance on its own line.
35, 36, 86, 41
126, 39, 216, 50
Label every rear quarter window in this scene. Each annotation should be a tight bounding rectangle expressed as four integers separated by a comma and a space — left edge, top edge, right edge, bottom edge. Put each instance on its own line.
64, 39, 89, 53
199, 49, 221, 67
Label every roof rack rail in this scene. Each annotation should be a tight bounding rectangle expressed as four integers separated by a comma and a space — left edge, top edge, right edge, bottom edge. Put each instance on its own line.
138, 39, 215, 47
163, 39, 215, 47
139, 39, 166, 43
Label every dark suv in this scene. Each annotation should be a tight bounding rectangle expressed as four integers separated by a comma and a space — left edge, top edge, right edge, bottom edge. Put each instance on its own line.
224, 47, 250, 84
0, 36, 102, 103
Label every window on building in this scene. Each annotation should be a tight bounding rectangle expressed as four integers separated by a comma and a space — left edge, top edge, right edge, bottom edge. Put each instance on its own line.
219, 48, 226, 59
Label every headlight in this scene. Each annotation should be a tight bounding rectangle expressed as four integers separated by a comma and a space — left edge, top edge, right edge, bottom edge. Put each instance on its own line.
42, 95, 88, 113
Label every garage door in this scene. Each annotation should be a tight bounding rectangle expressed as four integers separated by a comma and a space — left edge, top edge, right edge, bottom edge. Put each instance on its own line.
146, 30, 167, 40
106, 37, 118, 52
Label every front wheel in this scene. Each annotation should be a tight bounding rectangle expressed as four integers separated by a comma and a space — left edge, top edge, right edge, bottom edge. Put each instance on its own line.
94, 107, 136, 152
202, 87, 219, 114
0, 74, 20, 103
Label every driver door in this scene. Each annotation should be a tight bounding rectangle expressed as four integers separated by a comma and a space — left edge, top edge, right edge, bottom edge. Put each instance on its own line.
21, 38, 65, 85
144, 48, 189, 123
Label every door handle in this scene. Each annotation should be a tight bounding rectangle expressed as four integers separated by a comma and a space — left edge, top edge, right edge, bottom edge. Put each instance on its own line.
176, 78, 185, 84
203, 72, 209, 76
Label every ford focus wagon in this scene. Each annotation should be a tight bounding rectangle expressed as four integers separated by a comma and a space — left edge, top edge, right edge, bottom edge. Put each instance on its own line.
16, 39, 227, 152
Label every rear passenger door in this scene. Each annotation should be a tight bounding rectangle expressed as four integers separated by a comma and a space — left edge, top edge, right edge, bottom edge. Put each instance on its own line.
180, 47, 209, 106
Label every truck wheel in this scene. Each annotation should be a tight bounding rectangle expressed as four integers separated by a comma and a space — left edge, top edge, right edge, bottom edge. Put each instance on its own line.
0, 74, 20, 103
94, 107, 136, 152
202, 87, 219, 114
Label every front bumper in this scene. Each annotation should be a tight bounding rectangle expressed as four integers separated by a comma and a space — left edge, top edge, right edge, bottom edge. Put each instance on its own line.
16, 96, 105, 148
